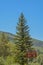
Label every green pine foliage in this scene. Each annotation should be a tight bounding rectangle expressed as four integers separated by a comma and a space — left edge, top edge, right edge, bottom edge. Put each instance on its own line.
14, 13, 32, 65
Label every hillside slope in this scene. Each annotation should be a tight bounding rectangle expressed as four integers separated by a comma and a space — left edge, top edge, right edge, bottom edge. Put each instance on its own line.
0, 31, 43, 48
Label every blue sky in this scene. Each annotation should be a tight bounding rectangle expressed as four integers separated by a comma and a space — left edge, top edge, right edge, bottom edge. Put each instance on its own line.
0, 0, 43, 40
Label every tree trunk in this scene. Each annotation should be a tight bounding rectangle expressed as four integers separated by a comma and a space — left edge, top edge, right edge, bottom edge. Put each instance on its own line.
21, 63, 24, 65
20, 57, 24, 65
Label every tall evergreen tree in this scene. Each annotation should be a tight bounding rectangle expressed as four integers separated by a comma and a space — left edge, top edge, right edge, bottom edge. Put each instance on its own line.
14, 13, 32, 65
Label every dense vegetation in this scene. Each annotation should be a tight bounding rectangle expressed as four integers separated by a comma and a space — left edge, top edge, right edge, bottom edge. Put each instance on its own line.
0, 33, 43, 65
0, 13, 43, 65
